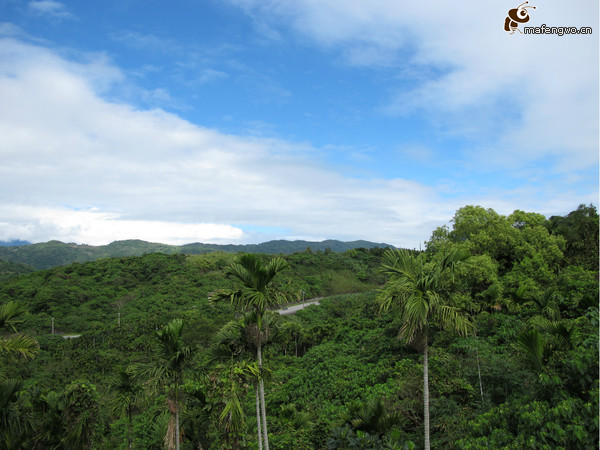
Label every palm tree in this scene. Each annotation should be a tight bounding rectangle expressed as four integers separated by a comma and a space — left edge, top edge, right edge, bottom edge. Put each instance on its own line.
62, 380, 99, 449
109, 367, 144, 450
215, 359, 260, 449
213, 254, 288, 450
377, 248, 472, 450
32, 390, 65, 449
0, 301, 38, 360
0, 378, 31, 448
211, 311, 278, 449
154, 318, 192, 450
516, 328, 546, 373
0, 302, 38, 447
344, 397, 401, 437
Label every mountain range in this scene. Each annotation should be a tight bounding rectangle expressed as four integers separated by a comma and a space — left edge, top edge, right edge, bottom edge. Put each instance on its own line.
0, 239, 395, 271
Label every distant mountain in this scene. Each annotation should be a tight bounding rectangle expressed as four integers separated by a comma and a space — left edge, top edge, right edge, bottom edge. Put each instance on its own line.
0, 240, 31, 246
0, 239, 395, 271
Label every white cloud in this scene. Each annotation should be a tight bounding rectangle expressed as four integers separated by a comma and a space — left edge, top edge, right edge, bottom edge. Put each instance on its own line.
227, 0, 599, 172
0, 33, 595, 249
28, 1, 74, 20
0, 22, 24, 37
0, 206, 244, 246
0, 37, 453, 248
110, 31, 182, 55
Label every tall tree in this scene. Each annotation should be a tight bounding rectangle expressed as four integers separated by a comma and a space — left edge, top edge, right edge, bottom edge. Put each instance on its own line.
214, 360, 260, 449
108, 367, 144, 450
377, 248, 472, 450
547, 203, 599, 270
214, 254, 288, 450
0, 378, 31, 448
32, 391, 65, 450
62, 380, 99, 449
154, 319, 192, 450
211, 311, 278, 449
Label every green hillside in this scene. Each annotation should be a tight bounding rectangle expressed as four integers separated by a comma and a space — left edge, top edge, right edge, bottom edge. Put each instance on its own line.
0, 238, 394, 271
0, 259, 35, 281
0, 205, 597, 449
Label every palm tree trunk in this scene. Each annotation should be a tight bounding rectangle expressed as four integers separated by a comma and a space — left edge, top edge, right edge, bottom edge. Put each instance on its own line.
260, 378, 269, 450
423, 338, 430, 450
475, 333, 484, 404
174, 382, 180, 450
128, 409, 133, 450
256, 383, 263, 450
175, 399, 180, 450
257, 342, 269, 450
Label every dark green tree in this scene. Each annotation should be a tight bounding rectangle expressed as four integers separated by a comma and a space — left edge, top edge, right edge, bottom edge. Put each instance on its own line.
62, 380, 99, 449
377, 248, 472, 449
0, 379, 31, 448
154, 319, 192, 450
32, 391, 65, 450
213, 254, 289, 450
108, 367, 144, 450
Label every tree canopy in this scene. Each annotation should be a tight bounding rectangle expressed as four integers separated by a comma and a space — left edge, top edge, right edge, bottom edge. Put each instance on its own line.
0, 204, 596, 449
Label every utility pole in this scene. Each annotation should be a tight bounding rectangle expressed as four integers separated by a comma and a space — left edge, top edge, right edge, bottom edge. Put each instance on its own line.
51, 317, 54, 334
118, 312, 121, 328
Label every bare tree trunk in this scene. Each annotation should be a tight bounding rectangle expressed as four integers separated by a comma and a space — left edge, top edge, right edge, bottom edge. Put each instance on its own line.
256, 383, 262, 450
423, 339, 430, 450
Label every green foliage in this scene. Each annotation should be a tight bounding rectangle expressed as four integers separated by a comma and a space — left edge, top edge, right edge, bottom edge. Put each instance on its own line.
1, 301, 39, 376
62, 380, 99, 449
0, 259, 35, 281
0, 379, 31, 448
547, 204, 599, 270
456, 394, 599, 449
377, 248, 473, 344
0, 205, 596, 448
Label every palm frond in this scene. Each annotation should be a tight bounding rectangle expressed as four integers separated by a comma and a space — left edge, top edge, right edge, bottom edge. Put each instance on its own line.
0, 378, 31, 444
0, 301, 29, 331
434, 305, 472, 336
265, 257, 289, 280
209, 320, 249, 362
224, 254, 289, 311
108, 367, 144, 418
399, 292, 430, 343
209, 288, 244, 309
0, 333, 39, 358
516, 328, 545, 373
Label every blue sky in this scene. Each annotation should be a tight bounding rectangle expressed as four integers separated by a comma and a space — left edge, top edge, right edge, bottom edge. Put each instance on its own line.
0, 0, 598, 247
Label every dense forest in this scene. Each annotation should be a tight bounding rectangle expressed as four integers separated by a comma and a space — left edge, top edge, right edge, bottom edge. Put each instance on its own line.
1, 205, 598, 449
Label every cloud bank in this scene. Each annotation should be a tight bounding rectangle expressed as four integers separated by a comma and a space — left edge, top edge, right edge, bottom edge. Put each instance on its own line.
0, 38, 454, 247
0, 0, 597, 248
229, 0, 598, 170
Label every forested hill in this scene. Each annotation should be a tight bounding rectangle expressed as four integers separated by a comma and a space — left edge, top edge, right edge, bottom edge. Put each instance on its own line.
0, 238, 394, 271
0, 204, 598, 449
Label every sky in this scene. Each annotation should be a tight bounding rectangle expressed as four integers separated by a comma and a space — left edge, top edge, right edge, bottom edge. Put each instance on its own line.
0, 0, 598, 248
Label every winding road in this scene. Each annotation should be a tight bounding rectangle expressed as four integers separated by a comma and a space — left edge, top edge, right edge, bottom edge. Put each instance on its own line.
275, 297, 323, 315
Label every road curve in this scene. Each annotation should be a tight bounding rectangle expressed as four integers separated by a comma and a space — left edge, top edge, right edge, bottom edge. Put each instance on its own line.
275, 298, 323, 315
